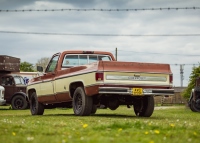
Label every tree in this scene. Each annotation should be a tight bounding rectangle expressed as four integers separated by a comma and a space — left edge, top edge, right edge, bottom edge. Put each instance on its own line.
35, 57, 50, 71
182, 66, 200, 99
20, 61, 35, 72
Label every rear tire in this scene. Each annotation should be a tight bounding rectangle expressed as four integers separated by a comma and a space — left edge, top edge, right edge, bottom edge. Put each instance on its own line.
72, 87, 93, 116
11, 95, 28, 110
29, 92, 44, 115
133, 96, 154, 117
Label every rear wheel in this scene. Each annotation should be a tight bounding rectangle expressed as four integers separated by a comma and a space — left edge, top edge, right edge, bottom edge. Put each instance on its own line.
29, 92, 44, 115
11, 95, 28, 110
133, 96, 154, 117
72, 87, 93, 116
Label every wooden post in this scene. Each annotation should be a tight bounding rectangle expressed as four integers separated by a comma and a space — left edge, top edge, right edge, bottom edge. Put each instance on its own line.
115, 47, 117, 61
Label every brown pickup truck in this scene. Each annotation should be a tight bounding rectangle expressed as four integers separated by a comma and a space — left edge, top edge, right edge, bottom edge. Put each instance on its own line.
0, 55, 28, 109
27, 50, 174, 117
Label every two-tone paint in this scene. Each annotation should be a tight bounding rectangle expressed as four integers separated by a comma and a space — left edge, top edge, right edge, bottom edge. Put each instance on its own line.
27, 50, 174, 105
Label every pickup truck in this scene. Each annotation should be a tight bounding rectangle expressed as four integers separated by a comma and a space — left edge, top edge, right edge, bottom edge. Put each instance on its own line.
27, 50, 174, 117
0, 55, 28, 109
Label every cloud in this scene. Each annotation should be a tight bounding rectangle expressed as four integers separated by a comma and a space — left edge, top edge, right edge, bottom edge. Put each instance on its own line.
0, 0, 200, 86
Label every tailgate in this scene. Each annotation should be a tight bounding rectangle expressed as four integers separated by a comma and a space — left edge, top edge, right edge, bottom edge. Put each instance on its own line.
100, 61, 172, 87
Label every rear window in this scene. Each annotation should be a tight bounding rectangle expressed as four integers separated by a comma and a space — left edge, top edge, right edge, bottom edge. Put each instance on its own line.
62, 54, 111, 68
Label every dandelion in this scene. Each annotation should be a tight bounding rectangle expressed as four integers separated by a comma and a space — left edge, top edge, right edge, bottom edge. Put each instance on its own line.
118, 128, 122, 132
193, 132, 197, 136
68, 135, 72, 139
149, 141, 154, 143
12, 132, 16, 136
145, 131, 149, 135
170, 123, 175, 127
154, 130, 160, 134
83, 124, 88, 128
27, 137, 34, 141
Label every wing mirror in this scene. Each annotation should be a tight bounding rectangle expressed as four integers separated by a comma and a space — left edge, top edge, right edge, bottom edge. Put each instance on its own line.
37, 66, 43, 72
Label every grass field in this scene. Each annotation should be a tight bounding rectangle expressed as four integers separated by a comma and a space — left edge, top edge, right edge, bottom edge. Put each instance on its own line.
0, 105, 199, 143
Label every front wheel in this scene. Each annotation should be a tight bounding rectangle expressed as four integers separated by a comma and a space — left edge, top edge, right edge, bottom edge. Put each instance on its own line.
72, 87, 93, 116
29, 92, 44, 115
11, 95, 28, 110
133, 96, 154, 117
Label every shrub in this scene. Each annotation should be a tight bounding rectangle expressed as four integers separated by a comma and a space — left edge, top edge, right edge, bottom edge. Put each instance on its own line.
182, 66, 200, 99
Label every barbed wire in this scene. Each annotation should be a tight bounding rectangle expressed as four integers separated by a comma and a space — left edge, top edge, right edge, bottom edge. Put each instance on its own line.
0, 31, 200, 37
0, 7, 199, 12
117, 50, 200, 56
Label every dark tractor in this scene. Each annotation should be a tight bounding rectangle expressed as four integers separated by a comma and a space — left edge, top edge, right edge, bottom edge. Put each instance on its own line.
188, 77, 200, 112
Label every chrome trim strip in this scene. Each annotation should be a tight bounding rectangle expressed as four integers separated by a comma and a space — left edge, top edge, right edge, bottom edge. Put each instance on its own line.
100, 83, 173, 88
106, 75, 167, 82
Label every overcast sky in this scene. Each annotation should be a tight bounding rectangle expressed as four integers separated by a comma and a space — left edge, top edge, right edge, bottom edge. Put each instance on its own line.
0, 0, 200, 87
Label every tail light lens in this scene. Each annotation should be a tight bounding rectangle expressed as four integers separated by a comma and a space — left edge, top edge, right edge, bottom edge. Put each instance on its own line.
169, 74, 173, 83
95, 72, 104, 81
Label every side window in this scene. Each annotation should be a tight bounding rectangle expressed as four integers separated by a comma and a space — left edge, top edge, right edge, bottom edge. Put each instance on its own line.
79, 55, 88, 65
1, 77, 6, 85
46, 55, 59, 73
1, 76, 14, 85
14, 76, 25, 85
62, 55, 79, 67
89, 55, 98, 63
98, 55, 111, 61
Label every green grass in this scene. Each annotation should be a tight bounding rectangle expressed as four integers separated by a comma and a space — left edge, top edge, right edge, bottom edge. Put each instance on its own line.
0, 106, 200, 143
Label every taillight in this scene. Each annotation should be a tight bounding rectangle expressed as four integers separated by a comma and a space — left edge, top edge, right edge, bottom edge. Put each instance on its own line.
95, 72, 104, 81
170, 74, 173, 83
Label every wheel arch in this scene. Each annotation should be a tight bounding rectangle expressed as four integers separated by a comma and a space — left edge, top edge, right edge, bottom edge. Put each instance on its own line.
27, 88, 36, 101
11, 92, 28, 103
69, 81, 85, 98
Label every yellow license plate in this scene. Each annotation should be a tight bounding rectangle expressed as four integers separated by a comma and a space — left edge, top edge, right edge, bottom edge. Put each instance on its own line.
132, 88, 143, 95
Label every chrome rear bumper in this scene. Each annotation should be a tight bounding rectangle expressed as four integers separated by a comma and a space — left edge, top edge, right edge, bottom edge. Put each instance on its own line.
99, 87, 174, 96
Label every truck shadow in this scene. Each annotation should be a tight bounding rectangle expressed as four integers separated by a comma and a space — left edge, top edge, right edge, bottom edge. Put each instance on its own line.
44, 113, 163, 120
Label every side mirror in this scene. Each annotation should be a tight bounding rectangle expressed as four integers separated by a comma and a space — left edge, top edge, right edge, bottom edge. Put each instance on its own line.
37, 66, 43, 72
